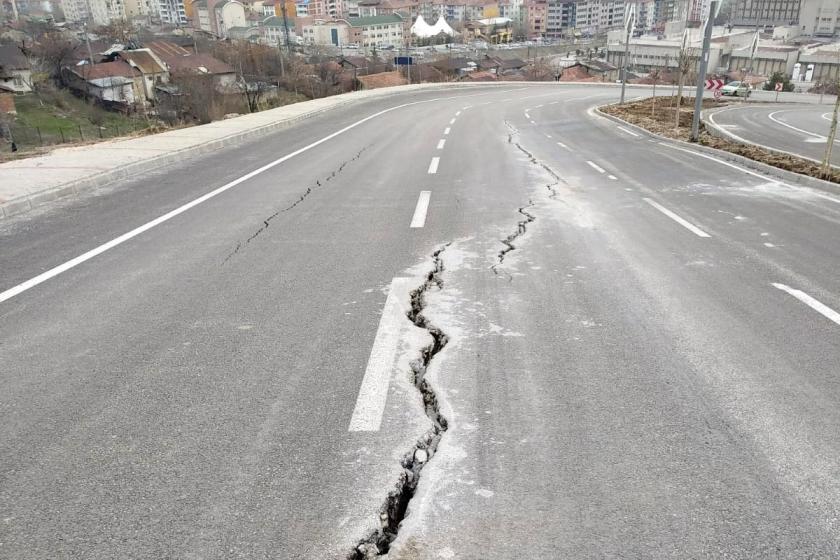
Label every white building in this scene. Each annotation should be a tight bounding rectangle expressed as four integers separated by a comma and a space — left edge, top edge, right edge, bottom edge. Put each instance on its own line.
60, 0, 125, 24
214, 0, 247, 36
156, 0, 187, 24
799, 0, 840, 36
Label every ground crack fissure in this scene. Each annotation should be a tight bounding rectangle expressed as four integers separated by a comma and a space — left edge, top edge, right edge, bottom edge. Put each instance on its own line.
222, 145, 369, 264
349, 243, 452, 560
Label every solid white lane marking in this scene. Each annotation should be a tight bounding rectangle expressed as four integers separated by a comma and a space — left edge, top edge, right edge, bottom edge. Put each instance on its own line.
428, 157, 440, 174
449, 118, 456, 125
437, 139, 446, 150
587, 160, 606, 173
660, 143, 840, 205
557, 141, 570, 150
772, 283, 840, 327
410, 191, 432, 228
643, 198, 711, 238
444, 127, 451, 135
617, 126, 640, 137
608, 174, 618, 180
768, 110, 826, 140
349, 277, 412, 431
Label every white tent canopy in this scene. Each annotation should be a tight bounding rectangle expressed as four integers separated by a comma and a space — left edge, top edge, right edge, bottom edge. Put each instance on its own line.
411, 14, 455, 38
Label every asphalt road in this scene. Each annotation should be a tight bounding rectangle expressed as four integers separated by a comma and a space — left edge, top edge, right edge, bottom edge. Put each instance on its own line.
708, 101, 840, 166
2, 84, 840, 559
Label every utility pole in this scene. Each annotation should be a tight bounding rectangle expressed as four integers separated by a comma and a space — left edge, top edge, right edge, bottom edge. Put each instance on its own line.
281, 0, 292, 55
820, 82, 840, 179
619, 3, 635, 104
690, 0, 718, 142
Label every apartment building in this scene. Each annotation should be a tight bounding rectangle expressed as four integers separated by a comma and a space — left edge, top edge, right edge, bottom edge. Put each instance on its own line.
731, 0, 801, 27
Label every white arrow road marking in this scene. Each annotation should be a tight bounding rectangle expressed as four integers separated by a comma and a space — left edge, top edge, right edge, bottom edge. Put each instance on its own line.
643, 198, 711, 238
410, 191, 431, 228
349, 277, 413, 431
428, 157, 440, 174
772, 283, 840, 327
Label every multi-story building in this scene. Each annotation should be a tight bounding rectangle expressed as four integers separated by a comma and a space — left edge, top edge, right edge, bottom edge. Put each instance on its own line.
347, 13, 404, 46
156, 0, 188, 23
731, 0, 801, 27
686, 0, 708, 22
60, 0, 125, 24
124, 0, 152, 17
799, 0, 840, 36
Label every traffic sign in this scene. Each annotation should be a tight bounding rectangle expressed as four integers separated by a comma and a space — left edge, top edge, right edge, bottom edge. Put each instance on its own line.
714, 89, 722, 100
774, 82, 783, 91
394, 56, 413, 66
704, 79, 724, 90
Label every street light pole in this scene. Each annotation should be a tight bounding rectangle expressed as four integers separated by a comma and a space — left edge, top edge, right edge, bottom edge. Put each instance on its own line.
690, 1, 718, 142
619, 3, 635, 104
820, 83, 840, 178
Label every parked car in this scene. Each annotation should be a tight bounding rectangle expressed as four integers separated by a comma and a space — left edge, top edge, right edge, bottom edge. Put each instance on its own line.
721, 81, 752, 97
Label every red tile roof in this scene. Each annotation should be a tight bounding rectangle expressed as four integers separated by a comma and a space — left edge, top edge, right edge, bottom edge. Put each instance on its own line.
73, 60, 139, 80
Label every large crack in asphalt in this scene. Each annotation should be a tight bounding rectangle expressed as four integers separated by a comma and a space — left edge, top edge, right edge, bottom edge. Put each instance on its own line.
491, 201, 536, 281
222, 145, 369, 264
349, 244, 451, 560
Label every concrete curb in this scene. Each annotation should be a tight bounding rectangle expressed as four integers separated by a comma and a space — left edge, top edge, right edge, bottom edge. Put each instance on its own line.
593, 103, 840, 195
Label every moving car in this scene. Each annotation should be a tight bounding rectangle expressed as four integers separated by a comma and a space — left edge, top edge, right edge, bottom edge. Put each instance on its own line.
721, 81, 752, 97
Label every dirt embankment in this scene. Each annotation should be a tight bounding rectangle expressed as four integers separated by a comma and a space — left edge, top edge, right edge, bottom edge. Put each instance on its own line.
600, 96, 840, 184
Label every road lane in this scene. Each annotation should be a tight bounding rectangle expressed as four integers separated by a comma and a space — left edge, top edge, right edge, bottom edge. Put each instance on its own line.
708, 103, 840, 165
4, 84, 840, 559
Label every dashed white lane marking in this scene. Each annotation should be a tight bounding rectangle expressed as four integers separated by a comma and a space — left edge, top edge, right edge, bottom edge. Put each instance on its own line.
444, 127, 451, 135
428, 157, 440, 174
764, 242, 775, 247
772, 283, 840, 327
455, 110, 461, 116
524, 112, 531, 119
549, 101, 559, 105
617, 126, 640, 137
608, 175, 618, 180
437, 139, 446, 150
410, 191, 432, 228
349, 277, 413, 431
545, 134, 552, 138
501, 98, 512, 102
449, 118, 456, 125
643, 198, 711, 238
530, 120, 536, 124
535, 104, 544, 108
557, 141, 570, 150
586, 161, 606, 173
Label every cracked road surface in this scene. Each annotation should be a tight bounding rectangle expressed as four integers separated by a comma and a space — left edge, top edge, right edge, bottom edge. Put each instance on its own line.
2, 85, 840, 558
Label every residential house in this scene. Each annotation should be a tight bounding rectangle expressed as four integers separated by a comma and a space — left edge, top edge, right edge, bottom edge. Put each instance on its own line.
356, 69, 406, 88
560, 59, 618, 81
64, 61, 140, 108
0, 44, 31, 93
115, 49, 170, 102
260, 15, 294, 44
148, 41, 237, 90
215, 0, 248, 37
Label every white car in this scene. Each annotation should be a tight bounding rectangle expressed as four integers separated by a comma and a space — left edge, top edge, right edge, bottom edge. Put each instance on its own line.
721, 81, 752, 97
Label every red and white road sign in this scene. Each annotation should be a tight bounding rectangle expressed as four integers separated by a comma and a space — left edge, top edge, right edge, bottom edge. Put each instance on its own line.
775, 82, 783, 92
704, 79, 724, 90
714, 89, 723, 99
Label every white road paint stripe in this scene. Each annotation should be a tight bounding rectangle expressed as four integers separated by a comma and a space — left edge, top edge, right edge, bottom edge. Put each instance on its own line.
661, 143, 840, 205
772, 283, 840, 327
545, 134, 552, 138
608, 174, 618, 180
428, 157, 440, 174
643, 198, 711, 238
444, 127, 451, 135
557, 141, 570, 150
586, 160, 606, 173
410, 191, 432, 228
768, 110, 827, 140
549, 101, 559, 105
524, 112, 531, 119
437, 139, 446, 149
1, 95, 471, 305
449, 118, 456, 125
455, 111, 461, 116
530, 120, 536, 124
617, 126, 640, 137
536, 104, 544, 108
348, 277, 412, 431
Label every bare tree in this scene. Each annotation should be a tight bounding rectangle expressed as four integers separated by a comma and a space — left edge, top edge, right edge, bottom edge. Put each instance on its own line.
674, 48, 697, 129
31, 32, 81, 85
